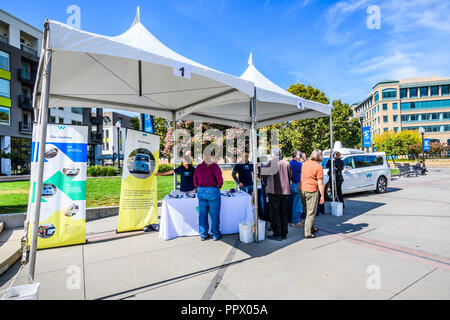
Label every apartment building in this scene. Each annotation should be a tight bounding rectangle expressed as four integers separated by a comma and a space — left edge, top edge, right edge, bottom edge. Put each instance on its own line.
100, 111, 135, 165
0, 10, 104, 175
0, 9, 42, 175
352, 76, 450, 150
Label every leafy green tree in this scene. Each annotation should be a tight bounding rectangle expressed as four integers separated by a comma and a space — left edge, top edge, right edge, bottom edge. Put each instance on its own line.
373, 130, 420, 163
267, 84, 360, 157
130, 117, 140, 131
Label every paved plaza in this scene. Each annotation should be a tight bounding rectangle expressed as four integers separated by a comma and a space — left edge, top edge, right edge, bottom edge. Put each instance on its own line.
1, 168, 450, 300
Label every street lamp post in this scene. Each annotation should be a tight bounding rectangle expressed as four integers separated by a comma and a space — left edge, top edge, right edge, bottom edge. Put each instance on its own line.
116, 121, 122, 172
419, 127, 425, 165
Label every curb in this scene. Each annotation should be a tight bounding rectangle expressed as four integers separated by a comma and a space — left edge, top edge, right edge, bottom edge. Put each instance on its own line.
0, 247, 21, 276
0, 201, 163, 230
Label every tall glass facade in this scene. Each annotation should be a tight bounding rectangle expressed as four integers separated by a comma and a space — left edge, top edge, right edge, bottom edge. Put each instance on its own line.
401, 99, 450, 111
400, 88, 408, 98
382, 88, 397, 100
409, 88, 418, 98
420, 87, 429, 97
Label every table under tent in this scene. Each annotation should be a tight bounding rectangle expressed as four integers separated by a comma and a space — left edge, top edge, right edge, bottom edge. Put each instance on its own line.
27, 7, 334, 281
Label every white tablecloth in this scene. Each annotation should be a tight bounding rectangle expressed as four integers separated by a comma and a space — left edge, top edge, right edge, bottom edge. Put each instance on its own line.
159, 191, 254, 240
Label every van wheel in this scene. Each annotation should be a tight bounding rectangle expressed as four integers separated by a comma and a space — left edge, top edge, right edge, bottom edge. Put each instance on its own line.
325, 183, 332, 201
375, 176, 387, 194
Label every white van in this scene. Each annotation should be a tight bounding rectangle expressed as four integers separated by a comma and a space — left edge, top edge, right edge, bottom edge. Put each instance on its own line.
321, 145, 391, 200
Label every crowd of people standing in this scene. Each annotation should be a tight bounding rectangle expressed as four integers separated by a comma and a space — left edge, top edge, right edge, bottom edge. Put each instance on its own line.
167, 148, 344, 242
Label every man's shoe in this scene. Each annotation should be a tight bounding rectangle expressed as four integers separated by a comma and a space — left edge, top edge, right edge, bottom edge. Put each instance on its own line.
213, 235, 222, 241
281, 235, 287, 240
268, 235, 282, 241
201, 235, 211, 241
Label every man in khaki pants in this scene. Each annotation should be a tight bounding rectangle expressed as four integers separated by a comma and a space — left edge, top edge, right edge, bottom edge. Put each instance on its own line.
299, 150, 325, 238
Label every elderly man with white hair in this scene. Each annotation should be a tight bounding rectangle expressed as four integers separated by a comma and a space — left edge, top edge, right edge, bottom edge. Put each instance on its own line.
260, 148, 293, 241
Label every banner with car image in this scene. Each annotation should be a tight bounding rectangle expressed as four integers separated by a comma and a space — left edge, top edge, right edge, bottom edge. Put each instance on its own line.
27, 124, 88, 249
117, 129, 160, 232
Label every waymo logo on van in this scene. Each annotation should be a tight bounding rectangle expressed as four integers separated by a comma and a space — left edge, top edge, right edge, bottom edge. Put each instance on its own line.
366, 172, 373, 179
58, 126, 66, 130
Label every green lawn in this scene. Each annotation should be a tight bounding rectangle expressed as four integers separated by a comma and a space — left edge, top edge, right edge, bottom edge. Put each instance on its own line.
0, 176, 237, 215
390, 168, 400, 176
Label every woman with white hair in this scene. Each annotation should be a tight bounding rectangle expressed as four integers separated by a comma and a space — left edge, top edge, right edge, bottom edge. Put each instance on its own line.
299, 149, 325, 239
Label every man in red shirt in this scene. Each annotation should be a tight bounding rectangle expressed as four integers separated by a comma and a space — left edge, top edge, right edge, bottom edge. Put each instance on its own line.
194, 155, 223, 241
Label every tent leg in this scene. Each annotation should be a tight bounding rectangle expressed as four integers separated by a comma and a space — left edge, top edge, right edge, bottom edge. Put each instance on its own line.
28, 45, 52, 282
251, 96, 259, 243
329, 115, 335, 203
172, 115, 177, 190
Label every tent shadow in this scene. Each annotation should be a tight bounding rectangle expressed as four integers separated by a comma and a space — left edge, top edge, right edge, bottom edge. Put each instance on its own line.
218, 196, 386, 259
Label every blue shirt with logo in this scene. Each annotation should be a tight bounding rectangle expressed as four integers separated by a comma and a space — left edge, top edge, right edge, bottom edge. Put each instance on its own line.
174, 166, 196, 192
233, 162, 253, 187
289, 159, 302, 184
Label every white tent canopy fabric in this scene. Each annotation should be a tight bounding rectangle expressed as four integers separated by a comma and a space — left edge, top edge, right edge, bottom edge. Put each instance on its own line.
180, 53, 331, 128
35, 7, 255, 121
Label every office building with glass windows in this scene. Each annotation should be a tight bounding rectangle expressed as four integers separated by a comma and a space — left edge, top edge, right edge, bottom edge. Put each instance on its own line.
352, 76, 450, 150
0, 10, 103, 175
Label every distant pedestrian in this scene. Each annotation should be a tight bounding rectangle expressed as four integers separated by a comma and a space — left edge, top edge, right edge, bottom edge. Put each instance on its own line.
299, 150, 325, 239
326, 151, 345, 207
260, 148, 292, 241
194, 155, 223, 241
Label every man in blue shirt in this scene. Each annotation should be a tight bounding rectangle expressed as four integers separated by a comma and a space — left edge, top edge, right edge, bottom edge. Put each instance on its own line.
232, 152, 254, 195
289, 150, 305, 227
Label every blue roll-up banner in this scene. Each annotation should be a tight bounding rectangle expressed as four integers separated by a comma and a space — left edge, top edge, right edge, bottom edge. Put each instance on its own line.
363, 127, 372, 148
424, 138, 430, 151
143, 115, 155, 134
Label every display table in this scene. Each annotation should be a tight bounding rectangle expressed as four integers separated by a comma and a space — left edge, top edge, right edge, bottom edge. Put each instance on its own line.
159, 191, 254, 240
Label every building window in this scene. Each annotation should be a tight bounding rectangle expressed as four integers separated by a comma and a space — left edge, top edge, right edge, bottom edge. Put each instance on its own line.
442, 85, 449, 96
58, 118, 64, 124
393, 103, 398, 110
409, 88, 418, 98
58, 107, 64, 111
0, 78, 10, 98
0, 106, 10, 125
393, 127, 398, 133
430, 86, 439, 97
383, 116, 388, 123
50, 116, 56, 123
71, 120, 82, 125
400, 99, 450, 110
374, 91, 379, 103
384, 128, 388, 132
382, 88, 397, 100
383, 103, 388, 111
71, 107, 83, 115
0, 51, 10, 71
400, 88, 408, 99
393, 115, 398, 122
420, 87, 428, 97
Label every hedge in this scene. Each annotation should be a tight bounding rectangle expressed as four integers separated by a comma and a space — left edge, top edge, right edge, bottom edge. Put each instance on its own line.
87, 166, 118, 177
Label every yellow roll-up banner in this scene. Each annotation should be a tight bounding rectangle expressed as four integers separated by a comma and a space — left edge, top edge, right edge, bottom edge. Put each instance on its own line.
28, 124, 87, 249
117, 129, 160, 232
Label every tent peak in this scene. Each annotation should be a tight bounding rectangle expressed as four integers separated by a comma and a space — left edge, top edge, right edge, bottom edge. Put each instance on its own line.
131, 6, 141, 27
248, 52, 254, 66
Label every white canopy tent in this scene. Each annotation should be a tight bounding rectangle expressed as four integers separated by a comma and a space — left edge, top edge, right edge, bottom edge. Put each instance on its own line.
27, 7, 334, 281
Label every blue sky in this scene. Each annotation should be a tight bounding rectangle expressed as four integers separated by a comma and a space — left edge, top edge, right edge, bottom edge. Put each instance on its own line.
3, 0, 450, 109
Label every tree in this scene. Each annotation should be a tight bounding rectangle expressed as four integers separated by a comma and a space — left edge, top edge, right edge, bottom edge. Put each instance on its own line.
130, 117, 140, 131
429, 142, 447, 157
373, 129, 421, 163
267, 84, 360, 157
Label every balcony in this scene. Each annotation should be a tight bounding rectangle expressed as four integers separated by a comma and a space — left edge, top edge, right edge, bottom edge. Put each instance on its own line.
21, 44, 38, 57
18, 95, 33, 110
90, 132, 103, 143
19, 121, 32, 134
18, 68, 33, 85
0, 35, 8, 44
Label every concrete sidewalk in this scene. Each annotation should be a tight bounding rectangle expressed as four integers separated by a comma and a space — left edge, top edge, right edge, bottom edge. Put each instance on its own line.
1, 168, 450, 300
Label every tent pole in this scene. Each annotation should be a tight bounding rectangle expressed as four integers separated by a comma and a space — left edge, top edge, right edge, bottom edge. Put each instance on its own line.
250, 95, 259, 243
29, 23, 52, 281
172, 114, 177, 190
329, 115, 335, 203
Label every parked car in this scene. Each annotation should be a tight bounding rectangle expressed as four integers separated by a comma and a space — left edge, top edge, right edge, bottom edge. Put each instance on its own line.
321, 146, 391, 200
44, 146, 58, 159
133, 154, 151, 174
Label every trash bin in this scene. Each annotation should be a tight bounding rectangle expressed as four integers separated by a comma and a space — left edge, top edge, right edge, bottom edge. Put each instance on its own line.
331, 202, 343, 217
239, 221, 253, 243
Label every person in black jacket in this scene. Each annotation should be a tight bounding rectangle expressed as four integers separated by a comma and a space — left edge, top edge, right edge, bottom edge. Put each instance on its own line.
326, 151, 345, 207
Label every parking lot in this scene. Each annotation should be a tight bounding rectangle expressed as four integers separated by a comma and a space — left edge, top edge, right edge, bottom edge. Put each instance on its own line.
1, 168, 449, 300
